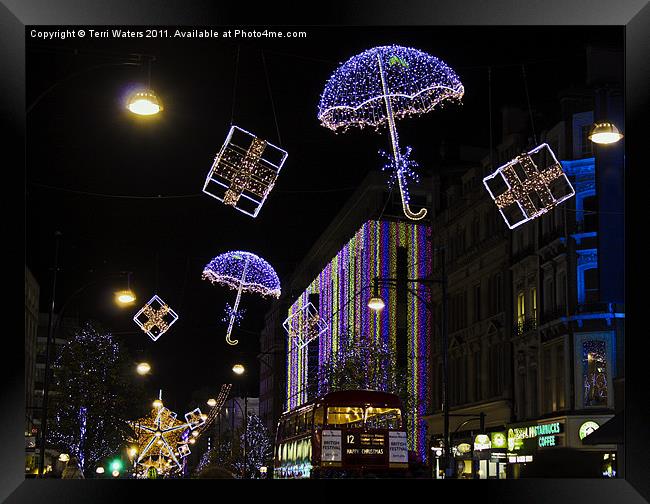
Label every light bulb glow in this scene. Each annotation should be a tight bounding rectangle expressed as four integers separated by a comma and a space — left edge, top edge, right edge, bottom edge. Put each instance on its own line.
136, 362, 151, 375
112, 470, 120, 477
232, 364, 245, 375
153, 399, 163, 409
367, 296, 386, 311
96, 467, 105, 474
207, 398, 217, 407
588, 122, 623, 144
127, 90, 163, 116
116, 290, 136, 305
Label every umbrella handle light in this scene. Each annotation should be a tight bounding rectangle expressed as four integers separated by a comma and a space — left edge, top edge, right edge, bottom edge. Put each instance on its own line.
377, 53, 427, 222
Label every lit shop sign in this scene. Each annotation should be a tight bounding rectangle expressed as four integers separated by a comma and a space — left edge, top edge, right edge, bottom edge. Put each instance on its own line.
474, 434, 492, 451
579, 421, 600, 440
507, 422, 563, 451
491, 432, 507, 449
455, 443, 472, 455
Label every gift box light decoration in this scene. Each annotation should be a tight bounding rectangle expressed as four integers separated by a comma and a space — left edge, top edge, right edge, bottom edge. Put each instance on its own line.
282, 301, 329, 350
184, 408, 206, 430
133, 295, 179, 341
202, 125, 288, 218
202, 250, 281, 346
483, 143, 575, 229
318, 45, 464, 221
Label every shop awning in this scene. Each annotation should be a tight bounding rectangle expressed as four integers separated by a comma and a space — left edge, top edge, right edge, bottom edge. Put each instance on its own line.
582, 412, 623, 445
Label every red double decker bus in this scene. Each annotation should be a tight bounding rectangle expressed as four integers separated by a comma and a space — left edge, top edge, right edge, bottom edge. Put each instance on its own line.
273, 390, 409, 478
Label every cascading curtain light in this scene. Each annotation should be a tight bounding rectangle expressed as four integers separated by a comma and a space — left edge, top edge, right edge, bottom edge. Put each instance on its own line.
285, 219, 431, 460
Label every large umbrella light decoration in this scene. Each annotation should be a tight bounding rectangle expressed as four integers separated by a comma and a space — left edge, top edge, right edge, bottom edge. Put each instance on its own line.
318, 45, 464, 221
202, 251, 281, 346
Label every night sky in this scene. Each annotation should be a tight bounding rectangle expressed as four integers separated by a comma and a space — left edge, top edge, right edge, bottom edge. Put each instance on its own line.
26, 26, 622, 411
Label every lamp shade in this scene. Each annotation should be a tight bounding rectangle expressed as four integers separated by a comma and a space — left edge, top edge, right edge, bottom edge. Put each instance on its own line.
588, 121, 623, 144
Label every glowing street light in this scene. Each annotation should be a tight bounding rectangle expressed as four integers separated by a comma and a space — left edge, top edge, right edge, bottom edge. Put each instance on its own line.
207, 398, 217, 407
367, 295, 386, 311
96, 466, 105, 474
232, 363, 245, 375
136, 362, 151, 375
588, 121, 623, 144
152, 399, 163, 409
115, 289, 136, 306
127, 89, 163, 116
58, 453, 70, 462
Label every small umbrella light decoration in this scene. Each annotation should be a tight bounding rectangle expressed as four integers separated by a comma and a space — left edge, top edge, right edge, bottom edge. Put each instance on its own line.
202, 251, 281, 346
130, 390, 206, 478
318, 45, 464, 221
133, 295, 179, 342
202, 125, 288, 218
482, 143, 575, 229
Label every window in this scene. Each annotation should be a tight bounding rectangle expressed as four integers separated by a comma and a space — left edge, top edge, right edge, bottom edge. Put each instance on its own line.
557, 272, 567, 310
584, 268, 600, 304
474, 284, 481, 322
313, 406, 324, 430
580, 124, 593, 156
517, 292, 525, 325
582, 195, 598, 232
556, 344, 565, 410
530, 287, 537, 321
583, 340, 608, 407
543, 349, 553, 413
474, 351, 482, 401
528, 366, 538, 418
544, 277, 554, 318
364, 407, 402, 429
327, 407, 364, 428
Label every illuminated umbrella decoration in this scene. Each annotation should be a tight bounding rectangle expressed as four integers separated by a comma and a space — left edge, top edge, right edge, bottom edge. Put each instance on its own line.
318, 45, 464, 221
202, 251, 281, 345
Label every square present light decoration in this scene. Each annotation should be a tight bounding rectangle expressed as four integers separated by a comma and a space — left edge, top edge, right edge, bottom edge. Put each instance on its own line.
133, 295, 179, 342
178, 443, 191, 458
282, 302, 328, 350
483, 143, 575, 229
203, 125, 288, 218
184, 408, 206, 430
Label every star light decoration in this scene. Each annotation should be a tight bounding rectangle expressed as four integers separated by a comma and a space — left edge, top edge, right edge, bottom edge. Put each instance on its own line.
282, 301, 328, 350
133, 295, 179, 341
130, 391, 206, 477
202, 125, 288, 218
483, 143, 575, 229
318, 45, 464, 221
202, 251, 281, 346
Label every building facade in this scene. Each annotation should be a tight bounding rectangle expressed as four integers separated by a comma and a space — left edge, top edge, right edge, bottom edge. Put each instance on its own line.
286, 219, 432, 460
25, 267, 40, 473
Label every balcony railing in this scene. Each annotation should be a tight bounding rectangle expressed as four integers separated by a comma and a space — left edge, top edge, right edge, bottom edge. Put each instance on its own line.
515, 317, 537, 336
577, 302, 613, 314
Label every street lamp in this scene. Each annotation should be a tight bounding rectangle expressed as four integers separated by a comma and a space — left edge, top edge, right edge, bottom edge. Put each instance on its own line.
126, 89, 164, 116
367, 246, 452, 477
136, 362, 151, 375
588, 121, 623, 144
231, 364, 248, 478
207, 398, 217, 407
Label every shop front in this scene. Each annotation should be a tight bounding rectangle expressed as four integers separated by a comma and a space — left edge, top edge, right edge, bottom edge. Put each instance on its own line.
505, 414, 616, 478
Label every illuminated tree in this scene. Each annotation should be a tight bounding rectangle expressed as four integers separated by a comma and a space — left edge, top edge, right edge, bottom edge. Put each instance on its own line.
315, 334, 414, 415
193, 413, 272, 479
47, 321, 145, 477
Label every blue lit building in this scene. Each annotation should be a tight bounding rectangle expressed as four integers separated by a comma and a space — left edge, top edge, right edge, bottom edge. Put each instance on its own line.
508, 106, 624, 478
